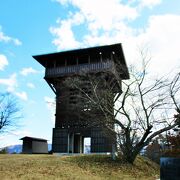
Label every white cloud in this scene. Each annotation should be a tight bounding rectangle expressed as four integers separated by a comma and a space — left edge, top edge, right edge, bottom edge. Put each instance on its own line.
44, 96, 55, 124
0, 26, 22, 46
50, 0, 138, 50
0, 130, 31, 147
0, 73, 28, 101
0, 54, 8, 70
20, 67, 38, 76
138, 0, 162, 9
13, 38, 22, 46
10, 130, 31, 137
0, 30, 10, 42
50, 11, 85, 50
68, 0, 138, 30
0, 73, 17, 92
15, 91, 28, 101
51, 1, 180, 78
56, 0, 138, 23
44, 96, 55, 110
27, 83, 35, 89
50, 19, 82, 50
136, 14, 180, 74
55, 0, 68, 4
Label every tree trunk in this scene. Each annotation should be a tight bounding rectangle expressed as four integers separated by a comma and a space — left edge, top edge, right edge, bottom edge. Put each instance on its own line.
121, 144, 141, 164
111, 143, 116, 160
122, 151, 138, 164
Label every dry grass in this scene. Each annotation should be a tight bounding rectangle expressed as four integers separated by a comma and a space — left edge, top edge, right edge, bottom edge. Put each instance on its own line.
0, 154, 159, 180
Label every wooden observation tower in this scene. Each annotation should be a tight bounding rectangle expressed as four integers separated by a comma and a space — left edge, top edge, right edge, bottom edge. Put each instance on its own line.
33, 43, 129, 154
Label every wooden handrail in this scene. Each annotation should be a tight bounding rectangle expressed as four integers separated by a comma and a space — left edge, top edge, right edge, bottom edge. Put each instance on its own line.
45, 61, 113, 77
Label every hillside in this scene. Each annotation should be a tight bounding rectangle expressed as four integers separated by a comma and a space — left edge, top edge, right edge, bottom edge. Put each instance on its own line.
2, 144, 22, 154
0, 154, 159, 179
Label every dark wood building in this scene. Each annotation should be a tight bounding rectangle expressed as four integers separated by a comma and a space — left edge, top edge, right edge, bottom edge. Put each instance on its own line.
20, 136, 48, 154
33, 43, 129, 154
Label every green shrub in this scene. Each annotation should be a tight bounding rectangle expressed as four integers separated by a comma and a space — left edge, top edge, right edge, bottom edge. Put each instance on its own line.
0, 148, 8, 154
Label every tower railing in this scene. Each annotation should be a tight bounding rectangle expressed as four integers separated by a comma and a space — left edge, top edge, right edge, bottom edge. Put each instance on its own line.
45, 60, 114, 77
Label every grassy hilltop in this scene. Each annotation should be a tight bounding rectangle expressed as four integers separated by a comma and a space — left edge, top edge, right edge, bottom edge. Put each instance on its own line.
0, 154, 159, 180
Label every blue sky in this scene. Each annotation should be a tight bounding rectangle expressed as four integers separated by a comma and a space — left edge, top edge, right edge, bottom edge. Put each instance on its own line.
0, 0, 180, 147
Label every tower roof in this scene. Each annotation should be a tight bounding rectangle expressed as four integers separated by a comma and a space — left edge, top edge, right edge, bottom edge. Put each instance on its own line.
33, 43, 129, 79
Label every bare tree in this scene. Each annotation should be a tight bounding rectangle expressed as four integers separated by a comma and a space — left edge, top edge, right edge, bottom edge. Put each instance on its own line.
169, 73, 180, 120
64, 55, 180, 164
115, 69, 179, 163
0, 93, 21, 133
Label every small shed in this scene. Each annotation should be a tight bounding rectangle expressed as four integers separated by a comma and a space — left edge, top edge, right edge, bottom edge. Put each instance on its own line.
20, 136, 48, 154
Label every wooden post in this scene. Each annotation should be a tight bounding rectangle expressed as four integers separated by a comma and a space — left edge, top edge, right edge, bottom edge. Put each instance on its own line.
99, 52, 102, 62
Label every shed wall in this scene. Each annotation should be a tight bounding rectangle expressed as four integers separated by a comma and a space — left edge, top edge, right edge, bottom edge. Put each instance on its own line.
22, 140, 32, 154
32, 141, 48, 154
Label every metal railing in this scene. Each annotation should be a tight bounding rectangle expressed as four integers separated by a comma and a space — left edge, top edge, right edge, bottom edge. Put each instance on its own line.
45, 61, 113, 77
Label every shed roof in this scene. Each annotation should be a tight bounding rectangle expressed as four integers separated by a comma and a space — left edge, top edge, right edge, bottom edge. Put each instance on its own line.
33, 43, 126, 67
20, 136, 47, 142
